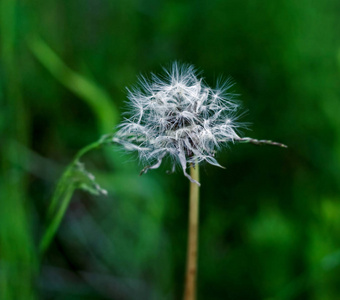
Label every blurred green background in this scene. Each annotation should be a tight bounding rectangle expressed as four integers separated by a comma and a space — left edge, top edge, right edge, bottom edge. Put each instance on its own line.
1, 0, 340, 299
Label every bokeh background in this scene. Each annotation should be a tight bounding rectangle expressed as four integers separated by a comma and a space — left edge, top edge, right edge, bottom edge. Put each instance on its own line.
1, 0, 340, 299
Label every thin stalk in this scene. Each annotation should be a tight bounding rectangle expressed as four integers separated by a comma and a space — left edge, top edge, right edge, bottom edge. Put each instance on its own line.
39, 185, 75, 255
39, 137, 108, 257
47, 138, 104, 217
183, 164, 200, 300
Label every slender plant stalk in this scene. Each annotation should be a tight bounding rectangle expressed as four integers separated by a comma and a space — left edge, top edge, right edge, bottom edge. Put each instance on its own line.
183, 164, 200, 300
39, 138, 107, 256
39, 185, 75, 255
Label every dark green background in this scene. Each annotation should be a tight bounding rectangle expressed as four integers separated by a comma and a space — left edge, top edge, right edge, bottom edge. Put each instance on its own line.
1, 0, 340, 299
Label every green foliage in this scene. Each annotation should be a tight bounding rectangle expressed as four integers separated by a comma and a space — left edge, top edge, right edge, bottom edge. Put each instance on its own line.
1, 0, 340, 299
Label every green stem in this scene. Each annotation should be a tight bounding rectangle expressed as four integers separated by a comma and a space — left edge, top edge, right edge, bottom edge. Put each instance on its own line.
39, 137, 109, 257
47, 139, 104, 216
183, 164, 200, 300
39, 185, 75, 256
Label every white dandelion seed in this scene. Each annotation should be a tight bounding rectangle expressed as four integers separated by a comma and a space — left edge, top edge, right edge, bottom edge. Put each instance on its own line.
113, 62, 286, 186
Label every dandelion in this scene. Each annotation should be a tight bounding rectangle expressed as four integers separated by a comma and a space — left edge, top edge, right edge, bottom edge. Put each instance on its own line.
113, 62, 286, 300
113, 62, 286, 186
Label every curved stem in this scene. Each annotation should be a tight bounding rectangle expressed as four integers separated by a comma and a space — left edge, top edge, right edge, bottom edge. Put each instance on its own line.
39, 137, 110, 257
39, 184, 74, 256
183, 164, 200, 300
47, 139, 104, 217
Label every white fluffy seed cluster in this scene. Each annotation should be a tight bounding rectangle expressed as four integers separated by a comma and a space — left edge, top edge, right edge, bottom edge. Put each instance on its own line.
113, 62, 243, 185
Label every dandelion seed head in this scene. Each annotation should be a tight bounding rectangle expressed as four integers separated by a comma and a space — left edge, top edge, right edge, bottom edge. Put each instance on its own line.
113, 62, 244, 185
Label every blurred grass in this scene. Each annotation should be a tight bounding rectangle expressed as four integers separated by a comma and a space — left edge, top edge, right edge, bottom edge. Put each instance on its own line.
28, 36, 119, 134
1, 0, 340, 299
1, 0, 36, 299
28, 36, 125, 260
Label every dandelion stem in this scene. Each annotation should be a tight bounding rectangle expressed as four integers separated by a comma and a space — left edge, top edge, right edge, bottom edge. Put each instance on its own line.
184, 164, 200, 300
